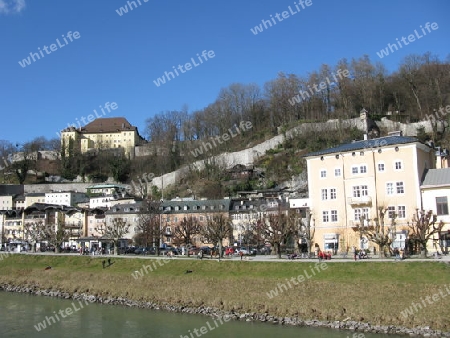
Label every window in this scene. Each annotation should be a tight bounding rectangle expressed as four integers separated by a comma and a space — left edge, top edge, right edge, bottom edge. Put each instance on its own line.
330, 188, 336, 199
353, 185, 368, 197
361, 185, 368, 196
322, 211, 329, 222
378, 163, 385, 172
394, 161, 402, 170
362, 208, 369, 220
398, 206, 406, 219
320, 170, 327, 178
331, 210, 337, 222
353, 186, 360, 197
387, 206, 396, 219
321, 189, 328, 200
386, 183, 394, 195
436, 197, 449, 215
396, 182, 404, 194
335, 168, 341, 177
354, 209, 361, 221
360, 165, 367, 173
352, 166, 358, 174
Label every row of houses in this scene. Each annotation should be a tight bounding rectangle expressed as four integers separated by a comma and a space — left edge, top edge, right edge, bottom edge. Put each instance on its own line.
0, 182, 303, 252
2, 128, 450, 255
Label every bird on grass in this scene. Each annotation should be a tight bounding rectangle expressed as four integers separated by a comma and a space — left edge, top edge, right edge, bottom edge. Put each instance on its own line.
185, 270, 193, 274
44, 266, 52, 270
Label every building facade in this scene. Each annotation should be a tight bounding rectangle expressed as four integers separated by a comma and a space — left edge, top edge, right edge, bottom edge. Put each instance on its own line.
60, 117, 146, 158
304, 135, 435, 253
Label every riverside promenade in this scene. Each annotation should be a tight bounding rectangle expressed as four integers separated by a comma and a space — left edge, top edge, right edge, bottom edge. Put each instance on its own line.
11, 251, 450, 263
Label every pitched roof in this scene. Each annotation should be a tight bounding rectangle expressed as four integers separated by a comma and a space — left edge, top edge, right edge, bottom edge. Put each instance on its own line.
421, 168, 450, 188
160, 199, 231, 214
83, 117, 137, 133
303, 136, 421, 158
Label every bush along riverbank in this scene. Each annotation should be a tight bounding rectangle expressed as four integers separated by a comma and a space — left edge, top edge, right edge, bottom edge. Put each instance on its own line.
0, 255, 449, 337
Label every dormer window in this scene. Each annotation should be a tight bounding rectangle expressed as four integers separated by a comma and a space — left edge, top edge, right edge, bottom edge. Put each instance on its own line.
183, 205, 188, 210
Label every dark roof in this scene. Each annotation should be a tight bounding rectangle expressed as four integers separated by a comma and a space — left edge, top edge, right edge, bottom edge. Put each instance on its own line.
0, 185, 24, 196
26, 192, 46, 197
24, 203, 80, 215
106, 202, 142, 215
421, 168, 450, 187
83, 117, 136, 133
303, 136, 421, 158
160, 199, 231, 214
61, 117, 139, 134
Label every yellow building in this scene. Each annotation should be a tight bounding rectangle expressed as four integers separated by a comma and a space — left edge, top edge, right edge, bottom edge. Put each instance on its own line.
304, 134, 435, 254
60, 117, 146, 158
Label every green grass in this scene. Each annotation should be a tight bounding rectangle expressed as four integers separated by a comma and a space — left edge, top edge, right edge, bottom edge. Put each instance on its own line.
1, 255, 449, 331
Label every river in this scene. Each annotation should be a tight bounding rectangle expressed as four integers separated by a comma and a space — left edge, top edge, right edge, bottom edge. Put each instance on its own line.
0, 291, 406, 338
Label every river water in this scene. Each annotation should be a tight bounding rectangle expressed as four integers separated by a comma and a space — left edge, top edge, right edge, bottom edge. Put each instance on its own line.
0, 291, 406, 338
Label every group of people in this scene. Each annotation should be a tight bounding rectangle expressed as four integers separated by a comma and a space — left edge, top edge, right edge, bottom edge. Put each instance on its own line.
352, 246, 369, 260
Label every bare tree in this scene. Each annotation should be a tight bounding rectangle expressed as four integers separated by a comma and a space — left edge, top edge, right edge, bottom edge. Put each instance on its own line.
408, 209, 445, 258
295, 210, 315, 257
356, 207, 395, 258
200, 214, 233, 259
23, 221, 47, 252
173, 216, 201, 257
95, 218, 130, 255
259, 207, 294, 258
137, 200, 163, 255
43, 222, 71, 254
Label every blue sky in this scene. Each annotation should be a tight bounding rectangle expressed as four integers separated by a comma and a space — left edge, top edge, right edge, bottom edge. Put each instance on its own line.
0, 0, 448, 145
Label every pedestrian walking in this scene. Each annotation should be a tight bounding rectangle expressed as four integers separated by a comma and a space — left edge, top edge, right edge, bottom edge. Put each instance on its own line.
353, 246, 357, 261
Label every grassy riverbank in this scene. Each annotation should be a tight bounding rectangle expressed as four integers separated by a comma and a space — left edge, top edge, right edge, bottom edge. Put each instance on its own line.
1, 254, 449, 331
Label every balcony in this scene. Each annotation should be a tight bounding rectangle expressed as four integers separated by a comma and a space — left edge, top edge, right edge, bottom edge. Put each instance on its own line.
349, 220, 375, 231
347, 196, 372, 206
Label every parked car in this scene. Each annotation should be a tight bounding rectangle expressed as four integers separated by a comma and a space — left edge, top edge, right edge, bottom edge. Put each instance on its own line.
235, 247, 256, 255
225, 247, 235, 256
188, 246, 200, 255
161, 247, 180, 256
134, 247, 146, 255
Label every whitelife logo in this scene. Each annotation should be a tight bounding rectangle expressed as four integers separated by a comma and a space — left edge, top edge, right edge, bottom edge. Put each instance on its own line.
18, 31, 81, 68
266, 262, 328, 299
56, 102, 118, 137
250, 0, 312, 35
190, 121, 252, 158
288, 69, 350, 106
115, 0, 149, 16
34, 298, 94, 332
153, 50, 215, 87
376, 22, 438, 59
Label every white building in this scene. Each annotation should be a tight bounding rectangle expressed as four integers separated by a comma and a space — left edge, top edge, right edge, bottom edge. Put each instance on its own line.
45, 191, 87, 207
420, 168, 450, 253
